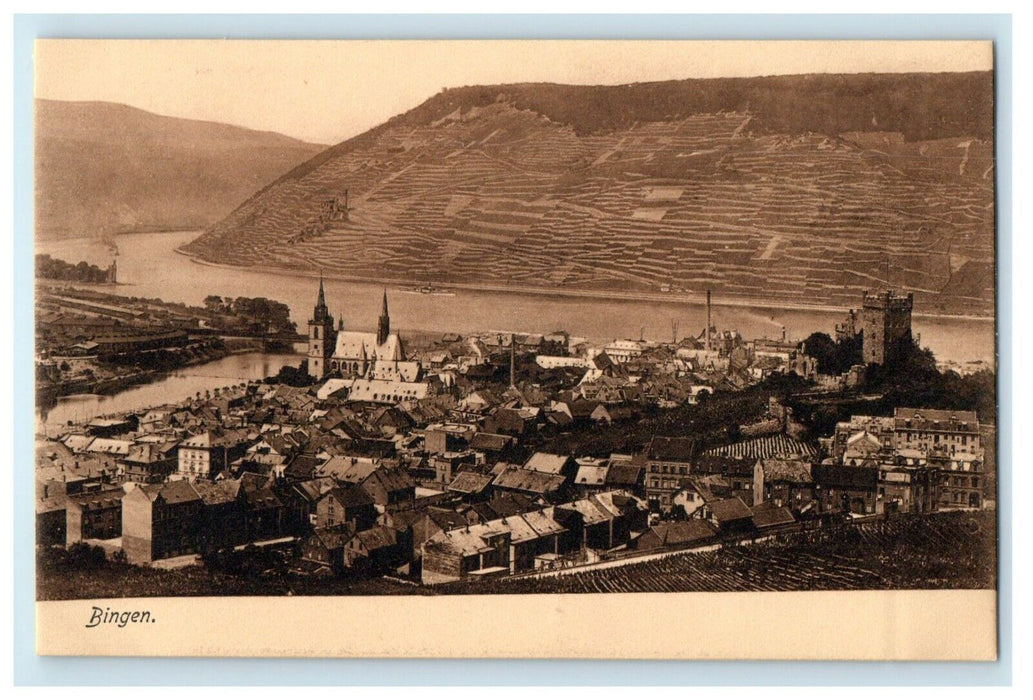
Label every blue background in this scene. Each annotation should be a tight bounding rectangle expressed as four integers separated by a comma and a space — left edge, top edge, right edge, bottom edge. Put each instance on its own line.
12, 13, 1012, 686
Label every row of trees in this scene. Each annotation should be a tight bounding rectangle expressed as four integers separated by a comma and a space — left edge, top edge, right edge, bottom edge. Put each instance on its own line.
203, 295, 297, 336
36, 254, 111, 283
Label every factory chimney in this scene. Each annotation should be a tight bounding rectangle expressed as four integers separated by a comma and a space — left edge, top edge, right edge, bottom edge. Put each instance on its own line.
705, 289, 712, 351
510, 333, 516, 389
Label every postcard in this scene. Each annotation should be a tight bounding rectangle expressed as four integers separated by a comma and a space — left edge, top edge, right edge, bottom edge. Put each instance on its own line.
32, 39, 997, 659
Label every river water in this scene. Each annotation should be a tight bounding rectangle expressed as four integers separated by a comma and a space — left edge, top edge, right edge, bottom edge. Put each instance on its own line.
36, 230, 995, 428
37, 352, 300, 435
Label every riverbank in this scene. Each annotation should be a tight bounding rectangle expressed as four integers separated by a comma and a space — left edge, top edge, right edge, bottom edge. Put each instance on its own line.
175, 247, 994, 323
37, 342, 234, 409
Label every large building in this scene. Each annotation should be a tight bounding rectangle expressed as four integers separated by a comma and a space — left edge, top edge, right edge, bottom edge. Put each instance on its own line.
861, 290, 914, 365
307, 281, 409, 380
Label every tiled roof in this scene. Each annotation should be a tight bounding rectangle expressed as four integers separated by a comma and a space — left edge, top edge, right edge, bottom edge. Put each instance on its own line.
448, 472, 494, 495
493, 467, 566, 495
709, 497, 754, 523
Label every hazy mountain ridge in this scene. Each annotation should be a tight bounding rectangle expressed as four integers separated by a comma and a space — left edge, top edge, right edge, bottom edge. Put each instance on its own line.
35, 99, 326, 239
183, 73, 995, 315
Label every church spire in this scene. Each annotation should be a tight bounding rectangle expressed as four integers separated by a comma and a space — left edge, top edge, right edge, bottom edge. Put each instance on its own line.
313, 273, 329, 323
377, 289, 391, 346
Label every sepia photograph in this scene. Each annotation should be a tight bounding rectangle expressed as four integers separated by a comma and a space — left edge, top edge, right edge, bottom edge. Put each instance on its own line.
30, 38, 998, 658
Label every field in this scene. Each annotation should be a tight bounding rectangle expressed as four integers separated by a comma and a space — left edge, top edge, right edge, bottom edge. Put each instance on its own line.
184, 83, 995, 316
37, 510, 995, 600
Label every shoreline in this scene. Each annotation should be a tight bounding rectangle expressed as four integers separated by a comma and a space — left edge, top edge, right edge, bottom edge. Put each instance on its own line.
174, 246, 994, 323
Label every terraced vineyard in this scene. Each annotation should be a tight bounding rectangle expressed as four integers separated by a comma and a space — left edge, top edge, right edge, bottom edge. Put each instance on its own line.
433, 511, 996, 594
184, 76, 995, 316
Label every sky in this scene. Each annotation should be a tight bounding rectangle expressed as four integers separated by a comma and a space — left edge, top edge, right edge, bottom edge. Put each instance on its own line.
34, 40, 993, 145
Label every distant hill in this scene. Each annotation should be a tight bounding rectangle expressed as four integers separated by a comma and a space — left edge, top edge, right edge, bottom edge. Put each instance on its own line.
34, 100, 326, 239
183, 73, 995, 315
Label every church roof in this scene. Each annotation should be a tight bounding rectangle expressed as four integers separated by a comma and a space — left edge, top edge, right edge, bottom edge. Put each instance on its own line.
334, 331, 403, 363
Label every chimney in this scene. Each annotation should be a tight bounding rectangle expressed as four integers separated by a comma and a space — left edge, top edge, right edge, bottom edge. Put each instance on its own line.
510, 333, 516, 389
705, 289, 712, 351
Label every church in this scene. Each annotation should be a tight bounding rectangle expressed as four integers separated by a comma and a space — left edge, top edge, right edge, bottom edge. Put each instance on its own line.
307, 279, 419, 383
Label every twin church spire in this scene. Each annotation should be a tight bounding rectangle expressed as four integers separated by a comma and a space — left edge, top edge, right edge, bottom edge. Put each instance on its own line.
308, 276, 394, 379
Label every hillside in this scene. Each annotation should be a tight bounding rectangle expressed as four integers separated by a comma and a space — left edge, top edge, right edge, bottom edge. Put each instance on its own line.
34, 100, 325, 239
183, 73, 995, 315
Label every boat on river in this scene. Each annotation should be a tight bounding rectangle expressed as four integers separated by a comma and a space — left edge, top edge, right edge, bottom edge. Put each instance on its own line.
398, 285, 456, 297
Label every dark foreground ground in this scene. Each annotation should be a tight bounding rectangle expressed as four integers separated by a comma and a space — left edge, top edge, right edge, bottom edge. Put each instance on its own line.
37, 510, 995, 600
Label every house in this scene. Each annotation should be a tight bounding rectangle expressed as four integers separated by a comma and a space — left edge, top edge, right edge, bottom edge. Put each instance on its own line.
590, 403, 639, 425
447, 472, 495, 501
812, 463, 880, 515
604, 460, 646, 498
36, 495, 67, 546
752, 458, 814, 510
893, 408, 980, 455
491, 466, 568, 502
750, 502, 796, 531
65, 487, 124, 545
693, 455, 757, 504
85, 417, 133, 438
841, 431, 885, 466
177, 430, 251, 480
300, 526, 354, 575
484, 407, 539, 437
463, 493, 538, 525
429, 451, 477, 486
423, 423, 475, 455
321, 459, 416, 511
122, 481, 204, 564
643, 436, 697, 512
120, 443, 178, 484
422, 522, 513, 584
552, 492, 649, 551
632, 520, 717, 552
700, 497, 756, 536
192, 479, 248, 549
314, 486, 377, 531
468, 432, 517, 459
572, 458, 609, 496
522, 452, 576, 479
286, 476, 338, 531
343, 525, 405, 574
238, 473, 286, 541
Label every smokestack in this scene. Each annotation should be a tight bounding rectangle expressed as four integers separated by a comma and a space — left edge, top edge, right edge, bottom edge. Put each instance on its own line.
510, 333, 516, 389
705, 289, 712, 351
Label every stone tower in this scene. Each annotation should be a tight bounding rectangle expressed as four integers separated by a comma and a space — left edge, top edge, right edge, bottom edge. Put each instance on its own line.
377, 290, 391, 346
861, 290, 914, 365
308, 277, 336, 378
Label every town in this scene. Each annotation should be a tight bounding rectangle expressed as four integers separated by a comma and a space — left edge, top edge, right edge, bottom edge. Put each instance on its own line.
35, 280, 996, 596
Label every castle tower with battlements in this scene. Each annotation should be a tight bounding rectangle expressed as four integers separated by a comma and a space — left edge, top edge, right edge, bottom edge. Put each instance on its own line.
861, 290, 914, 366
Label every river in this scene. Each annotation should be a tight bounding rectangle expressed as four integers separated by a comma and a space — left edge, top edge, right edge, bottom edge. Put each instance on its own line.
39, 230, 996, 364
35, 230, 995, 427
36, 352, 300, 435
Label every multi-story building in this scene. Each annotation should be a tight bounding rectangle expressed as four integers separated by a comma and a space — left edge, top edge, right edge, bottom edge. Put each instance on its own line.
892, 408, 980, 455
121, 481, 204, 564
643, 436, 697, 512
177, 430, 248, 480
